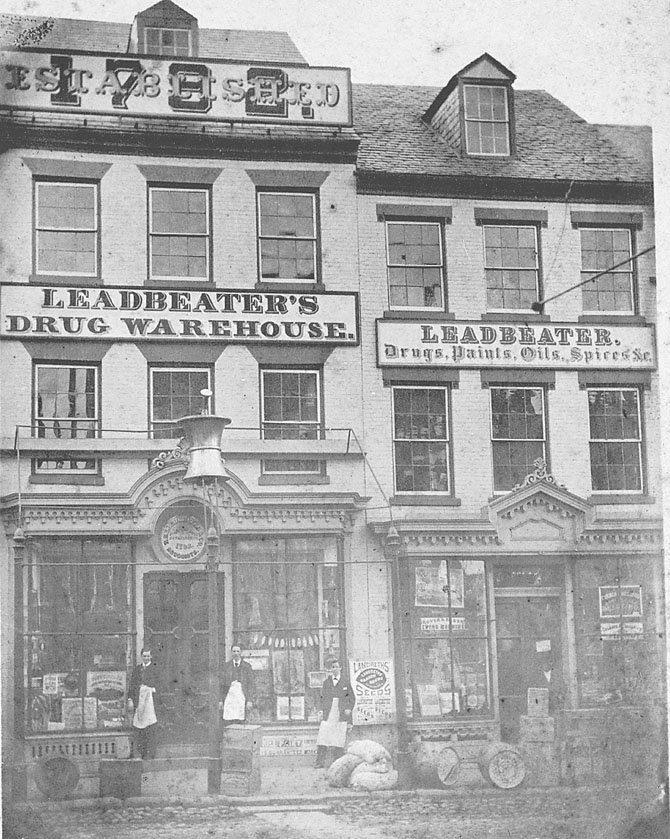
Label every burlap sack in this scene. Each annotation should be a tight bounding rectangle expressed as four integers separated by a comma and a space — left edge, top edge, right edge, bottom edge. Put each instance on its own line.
346, 739, 392, 765
350, 769, 399, 791
326, 753, 364, 787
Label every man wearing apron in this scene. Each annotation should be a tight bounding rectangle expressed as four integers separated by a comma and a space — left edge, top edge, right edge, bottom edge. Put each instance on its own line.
128, 647, 159, 760
221, 644, 256, 725
315, 659, 355, 768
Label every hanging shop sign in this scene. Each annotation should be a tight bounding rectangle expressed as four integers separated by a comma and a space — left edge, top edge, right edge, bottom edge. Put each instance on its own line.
350, 659, 396, 725
376, 319, 655, 369
0, 50, 352, 126
0, 285, 359, 344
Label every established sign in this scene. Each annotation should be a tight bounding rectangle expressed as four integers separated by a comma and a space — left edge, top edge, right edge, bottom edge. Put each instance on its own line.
377, 319, 655, 370
0, 285, 359, 344
0, 50, 352, 126
160, 515, 206, 562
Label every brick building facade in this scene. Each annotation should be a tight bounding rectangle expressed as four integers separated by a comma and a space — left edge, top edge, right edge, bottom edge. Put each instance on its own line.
0, 2, 664, 800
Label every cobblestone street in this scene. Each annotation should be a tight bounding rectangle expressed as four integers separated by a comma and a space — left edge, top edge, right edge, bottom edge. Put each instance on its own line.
4, 783, 660, 839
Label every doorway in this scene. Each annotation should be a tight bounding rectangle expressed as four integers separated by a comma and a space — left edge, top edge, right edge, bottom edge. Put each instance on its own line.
495, 595, 563, 742
143, 572, 225, 744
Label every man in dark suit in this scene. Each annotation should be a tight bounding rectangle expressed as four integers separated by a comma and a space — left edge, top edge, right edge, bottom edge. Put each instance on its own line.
315, 659, 355, 768
221, 644, 255, 725
128, 647, 159, 759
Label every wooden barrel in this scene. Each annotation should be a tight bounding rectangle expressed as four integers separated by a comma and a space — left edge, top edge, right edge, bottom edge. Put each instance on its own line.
478, 742, 526, 789
413, 746, 460, 788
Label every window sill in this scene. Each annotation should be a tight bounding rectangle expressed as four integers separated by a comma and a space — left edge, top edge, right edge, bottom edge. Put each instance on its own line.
254, 282, 325, 293
29, 474, 105, 486
258, 474, 330, 486
30, 275, 100, 286
577, 314, 646, 326
588, 493, 655, 505
383, 310, 455, 321
481, 311, 550, 323
391, 495, 461, 506
145, 278, 213, 288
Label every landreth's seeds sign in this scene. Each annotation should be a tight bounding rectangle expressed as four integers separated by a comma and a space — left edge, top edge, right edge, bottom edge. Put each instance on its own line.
0, 50, 352, 126
350, 659, 396, 725
0, 285, 359, 344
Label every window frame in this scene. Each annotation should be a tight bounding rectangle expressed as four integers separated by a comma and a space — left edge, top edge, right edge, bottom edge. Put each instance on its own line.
34, 178, 100, 279
148, 184, 212, 282
587, 387, 644, 494
385, 219, 446, 311
260, 367, 324, 475
148, 365, 213, 439
144, 26, 192, 56
579, 226, 636, 315
462, 83, 511, 157
489, 386, 547, 494
256, 190, 320, 285
391, 385, 452, 495
32, 362, 101, 475
483, 223, 541, 312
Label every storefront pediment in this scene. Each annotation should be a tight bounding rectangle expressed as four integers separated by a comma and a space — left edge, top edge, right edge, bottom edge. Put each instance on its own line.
488, 478, 594, 549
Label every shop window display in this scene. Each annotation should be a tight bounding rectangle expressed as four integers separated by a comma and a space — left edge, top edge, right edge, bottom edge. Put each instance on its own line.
574, 557, 660, 707
403, 559, 491, 718
233, 537, 344, 724
24, 539, 134, 733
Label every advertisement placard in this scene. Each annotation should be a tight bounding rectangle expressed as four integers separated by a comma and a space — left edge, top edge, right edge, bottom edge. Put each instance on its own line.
350, 659, 396, 725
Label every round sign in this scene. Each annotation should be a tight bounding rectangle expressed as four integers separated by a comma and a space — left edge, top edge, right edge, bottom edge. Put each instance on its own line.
160, 515, 206, 562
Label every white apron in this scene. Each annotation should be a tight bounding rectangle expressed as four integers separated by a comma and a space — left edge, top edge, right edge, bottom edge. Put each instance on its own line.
223, 680, 246, 721
133, 684, 157, 729
317, 697, 348, 748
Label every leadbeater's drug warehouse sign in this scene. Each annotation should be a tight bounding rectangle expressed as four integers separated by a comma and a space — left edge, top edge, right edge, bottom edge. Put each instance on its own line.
376, 319, 656, 369
0, 50, 352, 126
0, 285, 359, 344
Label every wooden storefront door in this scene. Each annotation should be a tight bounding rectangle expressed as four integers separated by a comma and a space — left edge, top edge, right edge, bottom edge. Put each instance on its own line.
143, 571, 224, 744
495, 596, 563, 742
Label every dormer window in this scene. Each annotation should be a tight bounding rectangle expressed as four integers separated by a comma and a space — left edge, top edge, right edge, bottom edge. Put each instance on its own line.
423, 54, 516, 159
144, 26, 191, 56
463, 85, 510, 156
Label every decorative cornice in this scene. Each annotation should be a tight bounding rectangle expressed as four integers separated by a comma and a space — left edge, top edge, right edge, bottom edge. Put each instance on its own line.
409, 720, 499, 742
500, 494, 577, 521
512, 458, 564, 492
578, 528, 663, 547
230, 507, 352, 528
19, 507, 145, 528
151, 444, 186, 470
403, 531, 500, 547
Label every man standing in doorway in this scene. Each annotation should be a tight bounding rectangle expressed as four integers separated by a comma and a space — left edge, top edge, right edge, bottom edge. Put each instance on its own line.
315, 659, 355, 768
221, 644, 255, 725
129, 647, 159, 760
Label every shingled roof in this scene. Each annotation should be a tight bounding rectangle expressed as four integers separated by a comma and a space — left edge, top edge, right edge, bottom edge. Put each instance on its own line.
0, 13, 307, 65
352, 84, 652, 184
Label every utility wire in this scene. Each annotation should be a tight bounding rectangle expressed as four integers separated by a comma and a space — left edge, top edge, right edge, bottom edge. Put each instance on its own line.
532, 245, 655, 312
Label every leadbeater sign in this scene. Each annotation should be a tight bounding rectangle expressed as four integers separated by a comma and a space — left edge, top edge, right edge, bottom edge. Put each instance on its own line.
0, 285, 359, 344
0, 50, 352, 126
377, 319, 655, 369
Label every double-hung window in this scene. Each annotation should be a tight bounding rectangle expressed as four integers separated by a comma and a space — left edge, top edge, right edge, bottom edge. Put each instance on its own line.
393, 387, 450, 493
483, 225, 539, 310
261, 369, 322, 475
149, 186, 210, 280
257, 192, 317, 282
587, 388, 642, 493
386, 221, 444, 309
144, 27, 191, 56
580, 228, 634, 313
150, 367, 212, 439
463, 85, 510, 156
35, 181, 98, 277
490, 387, 545, 492
34, 364, 99, 473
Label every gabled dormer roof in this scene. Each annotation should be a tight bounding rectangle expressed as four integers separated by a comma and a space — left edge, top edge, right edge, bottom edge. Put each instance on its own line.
136, 1, 197, 22
423, 52, 516, 122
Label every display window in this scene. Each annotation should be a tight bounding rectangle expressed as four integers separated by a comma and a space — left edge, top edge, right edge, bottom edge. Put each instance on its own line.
24, 539, 135, 733
232, 537, 344, 724
574, 557, 659, 707
402, 558, 492, 719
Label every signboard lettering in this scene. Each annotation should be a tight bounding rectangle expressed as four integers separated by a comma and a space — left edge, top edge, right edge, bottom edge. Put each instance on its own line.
350, 659, 396, 725
0, 50, 352, 126
377, 320, 655, 370
0, 285, 359, 344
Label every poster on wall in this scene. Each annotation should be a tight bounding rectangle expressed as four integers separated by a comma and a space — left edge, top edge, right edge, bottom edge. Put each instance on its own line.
349, 659, 396, 725
272, 650, 305, 694
415, 561, 464, 608
599, 585, 643, 618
